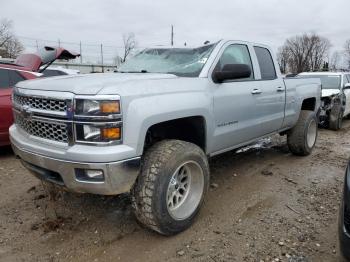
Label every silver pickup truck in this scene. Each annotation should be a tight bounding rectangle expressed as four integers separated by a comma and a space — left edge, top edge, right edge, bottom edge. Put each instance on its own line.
10, 40, 321, 235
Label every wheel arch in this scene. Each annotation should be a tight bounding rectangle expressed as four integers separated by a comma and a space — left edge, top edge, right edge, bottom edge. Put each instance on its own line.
143, 116, 208, 154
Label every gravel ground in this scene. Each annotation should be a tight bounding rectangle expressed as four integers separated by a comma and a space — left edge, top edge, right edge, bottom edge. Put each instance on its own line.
1, 120, 350, 262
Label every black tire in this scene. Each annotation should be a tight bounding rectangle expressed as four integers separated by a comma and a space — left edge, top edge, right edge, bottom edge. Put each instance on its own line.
287, 110, 318, 156
329, 104, 343, 131
131, 140, 209, 235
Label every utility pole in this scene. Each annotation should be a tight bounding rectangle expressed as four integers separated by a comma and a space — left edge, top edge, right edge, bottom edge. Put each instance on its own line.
36, 40, 39, 51
79, 41, 82, 64
58, 39, 61, 47
171, 25, 174, 46
100, 44, 104, 73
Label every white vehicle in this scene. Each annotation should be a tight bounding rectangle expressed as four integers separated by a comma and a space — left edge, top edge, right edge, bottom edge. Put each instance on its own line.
298, 72, 350, 130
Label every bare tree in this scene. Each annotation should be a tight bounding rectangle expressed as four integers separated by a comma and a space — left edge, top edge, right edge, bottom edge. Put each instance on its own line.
277, 46, 290, 74
121, 33, 136, 63
0, 19, 24, 58
0, 19, 13, 47
278, 33, 331, 73
3, 38, 24, 58
345, 40, 350, 69
330, 51, 341, 71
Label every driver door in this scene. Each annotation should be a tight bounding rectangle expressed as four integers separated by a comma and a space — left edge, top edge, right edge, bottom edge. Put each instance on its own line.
211, 43, 263, 153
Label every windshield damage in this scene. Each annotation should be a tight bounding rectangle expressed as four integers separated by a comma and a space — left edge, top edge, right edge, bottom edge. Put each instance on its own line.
118, 43, 216, 77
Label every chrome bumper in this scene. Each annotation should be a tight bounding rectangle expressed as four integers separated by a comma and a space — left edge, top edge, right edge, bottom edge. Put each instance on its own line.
12, 142, 141, 195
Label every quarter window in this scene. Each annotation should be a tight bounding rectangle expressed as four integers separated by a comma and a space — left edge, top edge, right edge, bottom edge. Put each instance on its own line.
0, 69, 10, 89
254, 46, 277, 80
215, 44, 254, 80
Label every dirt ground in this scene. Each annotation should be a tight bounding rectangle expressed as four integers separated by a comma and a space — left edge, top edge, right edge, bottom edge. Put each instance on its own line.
1, 121, 350, 262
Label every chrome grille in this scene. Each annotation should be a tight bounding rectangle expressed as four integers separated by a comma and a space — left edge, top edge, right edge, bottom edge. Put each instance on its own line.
13, 93, 67, 112
14, 113, 68, 143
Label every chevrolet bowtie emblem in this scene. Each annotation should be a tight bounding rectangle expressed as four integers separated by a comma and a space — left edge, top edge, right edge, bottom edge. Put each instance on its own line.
20, 105, 33, 119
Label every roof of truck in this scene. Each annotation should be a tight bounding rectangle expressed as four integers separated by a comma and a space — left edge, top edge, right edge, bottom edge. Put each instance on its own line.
145, 39, 270, 50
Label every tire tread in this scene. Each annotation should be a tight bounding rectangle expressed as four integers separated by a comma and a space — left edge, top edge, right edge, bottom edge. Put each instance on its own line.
131, 140, 206, 234
287, 110, 317, 156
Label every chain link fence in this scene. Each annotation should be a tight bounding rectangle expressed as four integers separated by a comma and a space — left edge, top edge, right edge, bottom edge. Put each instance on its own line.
17, 36, 146, 66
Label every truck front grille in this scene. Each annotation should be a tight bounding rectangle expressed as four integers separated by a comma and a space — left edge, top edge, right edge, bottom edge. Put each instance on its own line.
14, 113, 69, 143
13, 93, 67, 112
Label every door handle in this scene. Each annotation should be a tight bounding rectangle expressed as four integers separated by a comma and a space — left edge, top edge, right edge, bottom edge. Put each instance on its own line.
276, 87, 285, 92
251, 89, 262, 94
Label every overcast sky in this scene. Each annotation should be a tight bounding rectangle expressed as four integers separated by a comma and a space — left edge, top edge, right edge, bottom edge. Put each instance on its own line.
1, 0, 349, 61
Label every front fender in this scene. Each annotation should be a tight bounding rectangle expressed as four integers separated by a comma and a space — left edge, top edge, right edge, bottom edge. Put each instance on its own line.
122, 92, 212, 156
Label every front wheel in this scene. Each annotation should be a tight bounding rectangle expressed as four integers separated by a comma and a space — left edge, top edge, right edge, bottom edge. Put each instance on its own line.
287, 110, 318, 156
131, 140, 209, 235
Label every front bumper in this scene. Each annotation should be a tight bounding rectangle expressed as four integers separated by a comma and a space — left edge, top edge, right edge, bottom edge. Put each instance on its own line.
11, 140, 141, 196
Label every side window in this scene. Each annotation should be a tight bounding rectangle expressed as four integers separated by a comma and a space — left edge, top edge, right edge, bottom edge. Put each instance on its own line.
8, 70, 25, 87
216, 44, 254, 80
0, 69, 10, 89
254, 46, 277, 80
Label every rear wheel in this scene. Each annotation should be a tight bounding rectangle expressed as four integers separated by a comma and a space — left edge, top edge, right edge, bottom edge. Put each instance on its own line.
287, 110, 318, 156
329, 105, 343, 131
131, 140, 209, 235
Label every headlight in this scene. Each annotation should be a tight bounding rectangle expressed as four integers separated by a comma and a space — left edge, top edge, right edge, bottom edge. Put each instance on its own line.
74, 96, 122, 145
75, 99, 120, 117
75, 123, 122, 143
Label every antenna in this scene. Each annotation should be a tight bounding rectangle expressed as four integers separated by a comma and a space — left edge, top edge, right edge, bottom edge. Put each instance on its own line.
171, 25, 174, 46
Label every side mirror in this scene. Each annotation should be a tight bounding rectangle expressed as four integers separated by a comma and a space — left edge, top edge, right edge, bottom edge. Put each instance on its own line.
213, 64, 252, 83
344, 83, 350, 89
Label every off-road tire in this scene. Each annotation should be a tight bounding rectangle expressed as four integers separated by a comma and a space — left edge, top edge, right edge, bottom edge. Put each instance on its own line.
131, 140, 209, 235
287, 110, 318, 156
329, 104, 343, 131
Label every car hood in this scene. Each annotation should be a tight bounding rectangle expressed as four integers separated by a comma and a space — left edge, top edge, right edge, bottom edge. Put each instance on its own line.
16, 73, 180, 95
14, 46, 80, 72
322, 89, 340, 97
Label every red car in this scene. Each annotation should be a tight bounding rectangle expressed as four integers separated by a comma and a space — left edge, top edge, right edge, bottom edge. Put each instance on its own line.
0, 47, 79, 146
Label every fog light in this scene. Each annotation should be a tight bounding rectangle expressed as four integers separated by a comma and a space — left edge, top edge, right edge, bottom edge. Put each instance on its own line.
75, 169, 104, 182
86, 170, 104, 179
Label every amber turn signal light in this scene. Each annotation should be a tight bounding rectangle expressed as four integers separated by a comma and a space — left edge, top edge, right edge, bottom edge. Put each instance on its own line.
100, 101, 120, 114
101, 127, 121, 140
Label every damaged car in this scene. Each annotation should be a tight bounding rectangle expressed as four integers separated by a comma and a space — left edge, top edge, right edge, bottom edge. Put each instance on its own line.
298, 72, 350, 130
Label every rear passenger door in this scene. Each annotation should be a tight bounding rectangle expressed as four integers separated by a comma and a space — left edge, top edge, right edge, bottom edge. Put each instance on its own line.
253, 46, 285, 135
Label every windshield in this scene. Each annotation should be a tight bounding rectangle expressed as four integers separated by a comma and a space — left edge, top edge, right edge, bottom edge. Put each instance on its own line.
299, 74, 341, 89
118, 44, 216, 77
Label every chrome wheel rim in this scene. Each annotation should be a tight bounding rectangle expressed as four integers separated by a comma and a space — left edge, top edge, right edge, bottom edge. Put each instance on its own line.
307, 119, 317, 148
166, 161, 204, 220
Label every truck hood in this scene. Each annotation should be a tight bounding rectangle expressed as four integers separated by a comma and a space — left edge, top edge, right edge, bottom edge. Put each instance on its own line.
322, 89, 340, 98
16, 73, 179, 95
